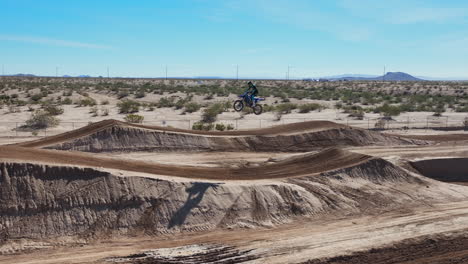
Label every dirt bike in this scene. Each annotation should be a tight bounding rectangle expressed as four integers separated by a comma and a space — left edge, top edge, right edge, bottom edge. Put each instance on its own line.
233, 91, 265, 115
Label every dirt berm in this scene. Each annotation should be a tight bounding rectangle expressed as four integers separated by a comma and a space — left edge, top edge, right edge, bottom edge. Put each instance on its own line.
15, 120, 425, 152
1, 148, 466, 240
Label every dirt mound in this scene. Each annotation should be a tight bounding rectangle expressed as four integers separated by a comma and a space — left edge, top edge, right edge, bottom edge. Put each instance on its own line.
15, 120, 425, 152
411, 158, 468, 183
1, 149, 467, 240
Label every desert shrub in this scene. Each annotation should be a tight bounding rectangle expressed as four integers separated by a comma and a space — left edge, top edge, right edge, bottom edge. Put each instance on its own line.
135, 90, 146, 98
62, 90, 73, 96
101, 108, 109, 116
100, 100, 109, 105
202, 123, 214, 131
8, 105, 20, 113
117, 90, 130, 99
456, 106, 468, 112
262, 104, 276, 112
157, 97, 175, 108
298, 103, 324, 113
375, 103, 402, 117
348, 109, 364, 120
30, 93, 43, 102
226, 124, 234, 130
184, 102, 201, 113
202, 102, 229, 123
274, 111, 283, 121
275, 103, 297, 114
375, 119, 387, 130
215, 123, 226, 131
43, 104, 64, 116
117, 99, 140, 113
192, 121, 216, 131
25, 110, 59, 129
90, 106, 98, 117
464, 117, 468, 130
192, 121, 204, 130
78, 97, 97, 107
124, 114, 144, 123
60, 98, 73, 105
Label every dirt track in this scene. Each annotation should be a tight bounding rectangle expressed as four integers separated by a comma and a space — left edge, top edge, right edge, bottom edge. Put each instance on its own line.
0, 146, 371, 180
2, 119, 468, 263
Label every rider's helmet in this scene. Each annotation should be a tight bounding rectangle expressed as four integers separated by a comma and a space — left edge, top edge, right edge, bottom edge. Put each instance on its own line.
247, 81, 253, 88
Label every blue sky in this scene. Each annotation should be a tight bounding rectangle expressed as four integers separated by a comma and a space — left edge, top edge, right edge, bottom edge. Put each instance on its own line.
1, 0, 468, 79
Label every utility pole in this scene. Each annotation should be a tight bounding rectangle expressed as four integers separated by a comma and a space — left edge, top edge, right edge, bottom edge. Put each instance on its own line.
236, 64, 239, 80
165, 65, 168, 80
2, 64, 4, 76
56, 66, 59, 78
107, 66, 109, 78
383, 66, 386, 82
287, 65, 293, 81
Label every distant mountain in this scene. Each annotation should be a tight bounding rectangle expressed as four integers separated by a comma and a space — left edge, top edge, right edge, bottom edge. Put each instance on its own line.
324, 74, 379, 79
332, 72, 422, 81
78, 75, 91, 78
12, 73, 36, 77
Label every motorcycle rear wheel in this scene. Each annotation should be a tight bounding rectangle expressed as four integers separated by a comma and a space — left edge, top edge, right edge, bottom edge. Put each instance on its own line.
233, 100, 244, 112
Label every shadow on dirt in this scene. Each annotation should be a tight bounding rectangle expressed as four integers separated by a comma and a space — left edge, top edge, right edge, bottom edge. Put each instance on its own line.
169, 182, 219, 228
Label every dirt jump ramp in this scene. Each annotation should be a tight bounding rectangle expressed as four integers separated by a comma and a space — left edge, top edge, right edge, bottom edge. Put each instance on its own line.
14, 119, 426, 152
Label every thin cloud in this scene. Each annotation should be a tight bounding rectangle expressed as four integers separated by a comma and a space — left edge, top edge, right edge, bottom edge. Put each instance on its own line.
0, 35, 113, 49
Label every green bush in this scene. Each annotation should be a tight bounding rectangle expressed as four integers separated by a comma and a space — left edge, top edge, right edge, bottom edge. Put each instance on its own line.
43, 104, 64, 116
184, 102, 201, 113
298, 103, 324, 113
25, 110, 59, 129
60, 98, 73, 105
202, 102, 229, 123
192, 121, 204, 130
157, 97, 175, 108
215, 123, 226, 131
275, 103, 297, 114
226, 124, 234, 130
30, 93, 43, 102
118, 100, 140, 113
78, 97, 97, 107
375, 103, 402, 117
192, 121, 214, 131
124, 114, 144, 123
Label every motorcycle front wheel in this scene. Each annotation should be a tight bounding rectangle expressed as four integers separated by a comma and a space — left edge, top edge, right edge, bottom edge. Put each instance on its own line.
233, 100, 244, 112
253, 104, 263, 115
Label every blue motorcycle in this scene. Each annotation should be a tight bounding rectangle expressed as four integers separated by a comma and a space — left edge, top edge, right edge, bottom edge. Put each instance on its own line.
233, 92, 265, 115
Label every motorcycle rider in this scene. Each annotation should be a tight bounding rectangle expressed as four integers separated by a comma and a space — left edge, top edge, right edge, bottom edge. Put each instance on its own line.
246, 81, 258, 106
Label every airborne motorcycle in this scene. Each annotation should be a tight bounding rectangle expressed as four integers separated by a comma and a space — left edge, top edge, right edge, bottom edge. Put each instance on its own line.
233, 91, 265, 115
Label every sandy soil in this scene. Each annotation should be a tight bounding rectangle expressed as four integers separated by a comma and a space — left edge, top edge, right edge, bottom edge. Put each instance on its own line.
3, 201, 468, 263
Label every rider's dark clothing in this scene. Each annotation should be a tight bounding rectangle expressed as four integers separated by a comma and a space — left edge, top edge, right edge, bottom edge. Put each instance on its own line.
247, 83, 258, 106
